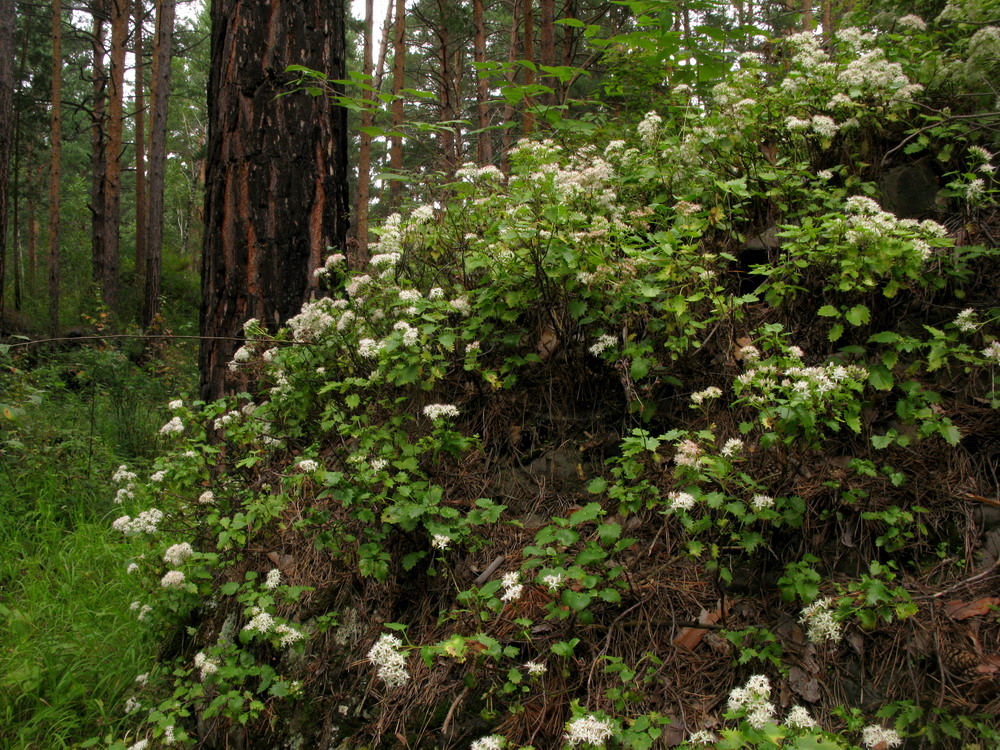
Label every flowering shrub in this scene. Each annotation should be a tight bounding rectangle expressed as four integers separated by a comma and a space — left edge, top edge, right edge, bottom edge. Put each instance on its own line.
102, 17, 1000, 750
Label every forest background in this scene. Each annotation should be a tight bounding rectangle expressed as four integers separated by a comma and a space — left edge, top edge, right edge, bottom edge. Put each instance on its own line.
1, 0, 999, 748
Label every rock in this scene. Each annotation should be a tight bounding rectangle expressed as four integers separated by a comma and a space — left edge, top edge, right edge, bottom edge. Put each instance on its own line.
879, 161, 940, 218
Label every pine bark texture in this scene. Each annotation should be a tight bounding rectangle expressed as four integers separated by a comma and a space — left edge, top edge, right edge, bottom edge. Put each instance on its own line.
90, 0, 107, 305
539, 0, 555, 105
389, 0, 406, 207
48, 0, 62, 335
144, 0, 174, 329
521, 0, 535, 134
354, 0, 375, 265
134, 0, 146, 280
0, 0, 13, 332
472, 0, 492, 165
100, 0, 128, 313
199, 0, 349, 400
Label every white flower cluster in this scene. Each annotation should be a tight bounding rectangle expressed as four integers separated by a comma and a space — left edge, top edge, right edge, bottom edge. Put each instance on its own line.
432, 534, 451, 550
423, 403, 460, 420
667, 491, 697, 511
367, 633, 410, 688
296, 459, 319, 473
160, 416, 184, 435
243, 607, 275, 634
727, 674, 775, 729
410, 204, 435, 225
589, 333, 618, 356
369, 214, 403, 263
955, 308, 977, 332
193, 651, 218, 680
160, 570, 186, 589
500, 571, 523, 602
896, 14, 926, 31
113, 508, 164, 536
113, 464, 137, 484
564, 714, 616, 746
691, 386, 722, 404
750, 494, 774, 511
861, 724, 903, 748
228, 345, 252, 372
674, 439, 702, 468
686, 730, 719, 745
264, 568, 282, 590
470, 735, 506, 750
542, 573, 563, 591
393, 320, 419, 346
150, 470, 166, 482
198, 490, 215, 504
637, 111, 662, 144
785, 705, 818, 730
525, 661, 547, 676
982, 341, 1000, 364
275, 623, 304, 648
721, 438, 744, 457
800, 597, 842, 643
287, 297, 341, 343
163, 542, 194, 567
456, 162, 504, 182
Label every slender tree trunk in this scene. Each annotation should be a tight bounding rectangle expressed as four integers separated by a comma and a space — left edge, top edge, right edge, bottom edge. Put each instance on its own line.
374, 0, 393, 92
801, 0, 813, 30
821, 0, 834, 44
389, 0, 406, 208
0, 0, 13, 333
144, 0, 174, 329
435, 0, 455, 180
48, 0, 62, 336
134, 0, 146, 282
101, 0, 128, 314
521, 0, 535, 134
472, 0, 492, 165
90, 0, 107, 304
499, 0, 521, 172
539, 0, 554, 106
12, 16, 28, 311
354, 0, 374, 265
200, 0, 349, 399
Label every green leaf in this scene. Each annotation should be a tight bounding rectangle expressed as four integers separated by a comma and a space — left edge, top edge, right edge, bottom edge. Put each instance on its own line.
569, 502, 604, 526
561, 590, 593, 611
939, 422, 961, 446
868, 365, 894, 391
845, 304, 870, 326
220, 582, 240, 595
817, 305, 840, 318
587, 477, 607, 494
828, 323, 844, 342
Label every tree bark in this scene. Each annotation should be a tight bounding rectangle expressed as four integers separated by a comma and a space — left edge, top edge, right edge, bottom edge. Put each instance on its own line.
48, 0, 62, 336
521, 0, 535, 134
199, 0, 349, 400
143, 0, 174, 329
389, 0, 406, 208
539, 0, 554, 106
472, 0, 492, 165
90, 0, 107, 309
0, 0, 13, 334
134, 0, 146, 283
801, 0, 813, 31
499, 0, 521, 172
354, 0, 374, 265
434, 0, 456, 180
99, 0, 128, 314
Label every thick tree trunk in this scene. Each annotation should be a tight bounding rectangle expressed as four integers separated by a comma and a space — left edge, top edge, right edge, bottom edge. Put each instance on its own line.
499, 0, 521, 172
134, 0, 146, 282
100, 0, 129, 314
521, 0, 535, 134
801, 0, 813, 31
199, 0, 349, 400
90, 0, 107, 306
389, 0, 406, 208
0, 0, 12, 333
472, 0, 492, 165
143, 0, 174, 329
48, 0, 62, 336
354, 0, 375, 265
435, 0, 456, 180
539, 0, 554, 106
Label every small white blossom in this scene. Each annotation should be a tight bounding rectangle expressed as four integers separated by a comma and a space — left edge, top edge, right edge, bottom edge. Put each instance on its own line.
168, 399, 183, 410
982, 341, 1000, 364
127, 562, 139, 574
751, 494, 775, 511
861, 725, 903, 749
125, 696, 141, 714
786, 705, 818, 729
564, 714, 616, 746
198, 490, 215, 505
264, 568, 282, 590
667, 491, 696, 511
955, 308, 977, 332
589, 334, 618, 356
127, 739, 148, 750
897, 14, 926, 31
163, 543, 194, 567
800, 597, 843, 643
691, 386, 723, 404
159, 416, 184, 435
243, 608, 275, 634
423, 403, 460, 420
150, 470, 166, 482
113, 465, 137, 484
674, 439, 702, 468
525, 661, 547, 676
450, 297, 472, 315
275, 623, 305, 648
134, 672, 149, 686
687, 730, 718, 745
194, 651, 219, 680
432, 534, 452, 550
637, 111, 662, 144
470, 735, 506, 750
368, 633, 410, 688
542, 573, 564, 590
160, 570, 186, 589
721, 438, 744, 457
296, 459, 319, 473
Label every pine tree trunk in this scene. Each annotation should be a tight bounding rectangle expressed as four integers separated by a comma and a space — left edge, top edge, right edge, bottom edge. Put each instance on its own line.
0, 0, 13, 334
539, 0, 554, 106
499, 0, 521, 172
199, 0, 349, 400
354, 0, 375, 265
90, 0, 107, 305
134, 0, 146, 283
435, 0, 456, 180
48, 0, 62, 336
143, 0, 174, 329
801, 0, 813, 31
521, 0, 535, 134
389, 0, 406, 208
101, 0, 128, 315
472, 0, 492, 165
